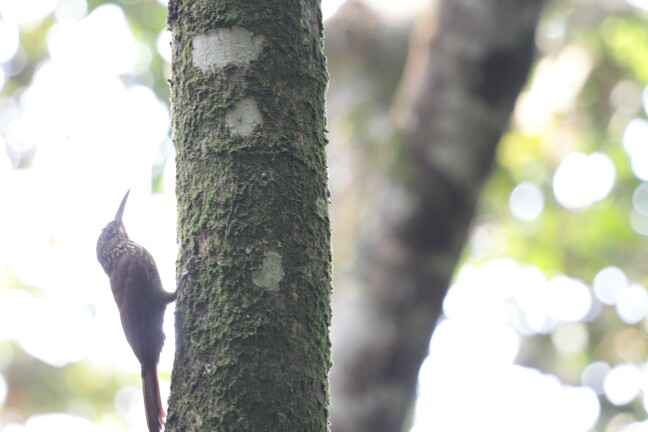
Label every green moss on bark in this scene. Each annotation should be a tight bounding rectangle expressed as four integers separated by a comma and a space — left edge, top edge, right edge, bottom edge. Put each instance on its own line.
167, 1, 330, 431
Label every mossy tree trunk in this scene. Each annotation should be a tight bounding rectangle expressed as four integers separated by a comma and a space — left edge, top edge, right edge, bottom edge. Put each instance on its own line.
166, 1, 331, 431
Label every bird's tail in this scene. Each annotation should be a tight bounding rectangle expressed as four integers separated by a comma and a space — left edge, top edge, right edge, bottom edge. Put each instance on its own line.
142, 365, 165, 432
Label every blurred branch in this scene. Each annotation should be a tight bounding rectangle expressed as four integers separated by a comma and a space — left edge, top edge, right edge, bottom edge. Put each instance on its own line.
329, 1, 546, 431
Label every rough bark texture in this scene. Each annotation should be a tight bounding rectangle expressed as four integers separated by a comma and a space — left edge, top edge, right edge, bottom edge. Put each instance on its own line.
329, 1, 545, 431
166, 1, 331, 431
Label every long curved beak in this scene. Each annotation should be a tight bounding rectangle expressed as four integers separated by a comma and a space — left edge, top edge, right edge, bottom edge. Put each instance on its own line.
114, 190, 130, 222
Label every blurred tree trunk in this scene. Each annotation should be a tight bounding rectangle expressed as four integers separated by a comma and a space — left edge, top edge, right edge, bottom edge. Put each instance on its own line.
328, 1, 545, 431
166, 1, 331, 431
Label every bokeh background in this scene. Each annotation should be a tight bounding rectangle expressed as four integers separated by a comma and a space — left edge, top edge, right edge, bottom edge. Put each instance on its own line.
1, 0, 648, 430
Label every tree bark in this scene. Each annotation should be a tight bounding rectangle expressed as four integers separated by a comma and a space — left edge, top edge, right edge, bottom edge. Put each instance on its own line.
166, 1, 331, 431
329, 1, 545, 431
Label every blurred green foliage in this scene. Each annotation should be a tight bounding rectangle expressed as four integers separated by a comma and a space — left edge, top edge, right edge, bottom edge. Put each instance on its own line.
479, 1, 648, 428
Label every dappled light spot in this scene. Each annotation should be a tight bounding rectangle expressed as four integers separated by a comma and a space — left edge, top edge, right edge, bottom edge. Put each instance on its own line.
5, 47, 169, 183
54, 0, 87, 22
420, 260, 604, 431
115, 386, 152, 429
557, 387, 600, 432
551, 322, 588, 355
0, 0, 57, 25
21, 413, 101, 431
624, 119, 648, 181
430, 319, 520, 366
613, 328, 645, 363
605, 413, 637, 431
593, 266, 628, 305
536, 16, 567, 52
552, 152, 615, 210
448, 259, 598, 337
630, 210, 648, 236
467, 224, 495, 260
640, 368, 648, 414
622, 419, 648, 431
47, 4, 137, 75
415, 355, 599, 432
157, 29, 172, 64
630, 0, 648, 12
609, 80, 643, 112
0, 19, 19, 63
509, 181, 544, 221
512, 265, 556, 334
616, 284, 648, 324
581, 361, 610, 395
633, 183, 648, 216
604, 363, 641, 406
0, 290, 94, 366
514, 45, 592, 133
323, 0, 345, 20
546, 276, 592, 322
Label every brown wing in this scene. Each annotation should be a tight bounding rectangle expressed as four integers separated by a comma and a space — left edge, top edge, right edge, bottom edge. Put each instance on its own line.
109, 249, 167, 367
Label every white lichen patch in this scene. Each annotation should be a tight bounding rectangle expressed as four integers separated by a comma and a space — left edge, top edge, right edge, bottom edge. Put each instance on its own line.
316, 198, 328, 221
253, 251, 284, 291
225, 98, 262, 137
192, 26, 263, 72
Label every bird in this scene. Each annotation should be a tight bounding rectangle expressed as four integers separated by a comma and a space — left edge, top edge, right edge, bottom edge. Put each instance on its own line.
96, 190, 176, 432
